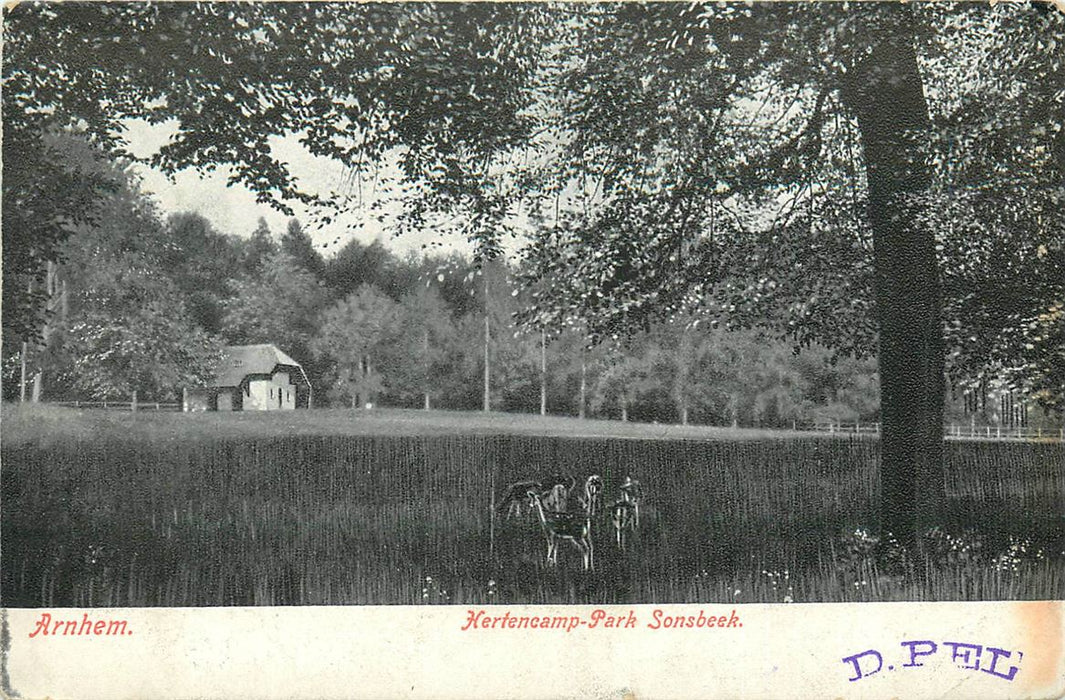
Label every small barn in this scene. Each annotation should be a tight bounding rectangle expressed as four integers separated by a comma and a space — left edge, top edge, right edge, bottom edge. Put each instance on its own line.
185, 344, 312, 411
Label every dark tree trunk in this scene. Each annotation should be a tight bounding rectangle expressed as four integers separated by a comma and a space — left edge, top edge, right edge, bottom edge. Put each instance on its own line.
843, 28, 945, 544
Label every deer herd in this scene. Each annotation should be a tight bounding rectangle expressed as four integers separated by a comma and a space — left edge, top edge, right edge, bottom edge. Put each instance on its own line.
497, 473, 643, 571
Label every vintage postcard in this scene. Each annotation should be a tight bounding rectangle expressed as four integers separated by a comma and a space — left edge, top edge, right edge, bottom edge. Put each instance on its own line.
2, 1, 1063, 698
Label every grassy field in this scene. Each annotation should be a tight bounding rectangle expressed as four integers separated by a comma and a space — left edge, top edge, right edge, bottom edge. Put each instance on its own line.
3, 402, 858, 444
2, 404, 1063, 606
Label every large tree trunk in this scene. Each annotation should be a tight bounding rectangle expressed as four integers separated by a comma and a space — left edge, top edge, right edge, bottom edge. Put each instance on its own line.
843, 27, 945, 544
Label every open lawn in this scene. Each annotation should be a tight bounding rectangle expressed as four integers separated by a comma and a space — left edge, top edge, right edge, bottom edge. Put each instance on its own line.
2, 403, 851, 446
2, 404, 1063, 606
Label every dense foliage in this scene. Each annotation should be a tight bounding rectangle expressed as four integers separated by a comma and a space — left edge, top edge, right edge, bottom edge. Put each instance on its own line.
1, 151, 882, 425
4, 3, 1062, 542
5, 3, 1059, 410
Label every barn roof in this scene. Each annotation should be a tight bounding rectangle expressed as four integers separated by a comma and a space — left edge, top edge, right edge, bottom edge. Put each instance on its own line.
211, 344, 304, 388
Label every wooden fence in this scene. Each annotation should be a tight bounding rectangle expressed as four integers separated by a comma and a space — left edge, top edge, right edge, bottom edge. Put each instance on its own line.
794, 421, 881, 435
942, 423, 1064, 441
795, 421, 1063, 441
36, 403, 1065, 440
50, 400, 182, 412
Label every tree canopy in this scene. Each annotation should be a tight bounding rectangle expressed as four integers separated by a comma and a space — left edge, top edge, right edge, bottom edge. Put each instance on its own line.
4, 1, 1062, 541
2, 1, 542, 339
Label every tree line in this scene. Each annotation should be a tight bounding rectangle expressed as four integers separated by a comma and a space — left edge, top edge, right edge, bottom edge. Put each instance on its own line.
2, 136, 880, 426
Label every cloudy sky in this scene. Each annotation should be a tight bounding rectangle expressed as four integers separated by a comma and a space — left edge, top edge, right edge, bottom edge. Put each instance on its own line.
122, 117, 475, 258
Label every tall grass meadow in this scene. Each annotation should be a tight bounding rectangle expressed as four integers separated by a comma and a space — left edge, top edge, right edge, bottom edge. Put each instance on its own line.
3, 420, 1063, 606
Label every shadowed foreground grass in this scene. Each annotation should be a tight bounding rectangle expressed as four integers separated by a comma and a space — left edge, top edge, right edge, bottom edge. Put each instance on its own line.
3, 404, 1063, 606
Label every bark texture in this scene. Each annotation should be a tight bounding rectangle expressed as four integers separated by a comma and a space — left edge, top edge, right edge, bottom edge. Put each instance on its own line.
843, 30, 946, 543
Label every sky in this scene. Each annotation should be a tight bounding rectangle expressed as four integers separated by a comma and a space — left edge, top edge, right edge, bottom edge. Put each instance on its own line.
122, 118, 475, 258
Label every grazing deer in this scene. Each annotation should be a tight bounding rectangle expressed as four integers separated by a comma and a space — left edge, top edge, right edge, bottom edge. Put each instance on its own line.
527, 490, 594, 570
497, 479, 542, 520
611, 499, 637, 550
619, 476, 643, 528
578, 474, 603, 516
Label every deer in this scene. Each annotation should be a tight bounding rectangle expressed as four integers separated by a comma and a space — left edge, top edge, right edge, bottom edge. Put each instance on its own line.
496, 479, 542, 521
540, 473, 576, 512
541, 482, 569, 512
526, 489, 594, 571
577, 474, 604, 517
619, 476, 643, 528
611, 498, 637, 550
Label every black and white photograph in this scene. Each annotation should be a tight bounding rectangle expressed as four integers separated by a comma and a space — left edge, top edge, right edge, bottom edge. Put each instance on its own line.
2, 1, 1064, 697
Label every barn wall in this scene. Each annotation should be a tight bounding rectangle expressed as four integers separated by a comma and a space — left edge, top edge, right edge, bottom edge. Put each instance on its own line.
245, 372, 297, 411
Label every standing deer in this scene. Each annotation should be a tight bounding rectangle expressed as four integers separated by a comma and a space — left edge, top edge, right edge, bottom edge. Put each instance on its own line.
611, 499, 637, 550
578, 474, 604, 517
619, 476, 643, 528
527, 490, 594, 570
